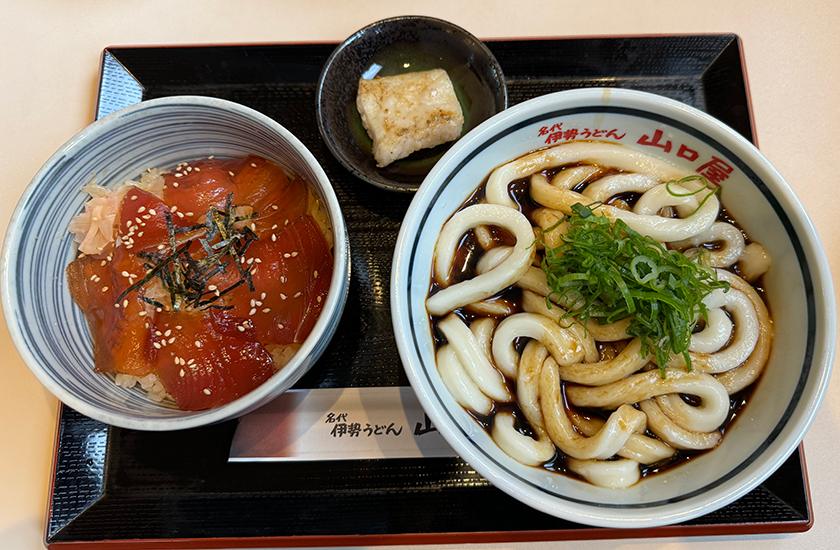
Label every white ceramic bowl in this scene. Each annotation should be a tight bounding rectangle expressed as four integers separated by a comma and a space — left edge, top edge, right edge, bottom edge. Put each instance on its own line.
391, 88, 835, 527
2, 95, 350, 431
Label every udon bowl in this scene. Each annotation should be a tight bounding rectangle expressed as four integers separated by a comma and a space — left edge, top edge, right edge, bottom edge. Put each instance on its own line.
2, 95, 350, 431
391, 88, 835, 527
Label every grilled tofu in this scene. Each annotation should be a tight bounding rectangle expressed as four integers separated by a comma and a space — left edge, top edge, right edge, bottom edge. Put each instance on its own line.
357, 69, 465, 167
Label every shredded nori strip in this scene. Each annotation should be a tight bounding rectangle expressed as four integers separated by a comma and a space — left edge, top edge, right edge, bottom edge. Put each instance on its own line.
115, 193, 259, 311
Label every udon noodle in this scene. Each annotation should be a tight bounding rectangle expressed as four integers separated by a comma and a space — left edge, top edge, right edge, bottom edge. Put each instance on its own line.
426, 141, 773, 489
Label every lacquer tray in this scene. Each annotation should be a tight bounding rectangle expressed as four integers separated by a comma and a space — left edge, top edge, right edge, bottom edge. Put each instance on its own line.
45, 35, 813, 548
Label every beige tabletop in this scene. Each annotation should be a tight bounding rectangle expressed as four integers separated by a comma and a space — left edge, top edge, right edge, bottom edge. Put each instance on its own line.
1, 1, 839, 549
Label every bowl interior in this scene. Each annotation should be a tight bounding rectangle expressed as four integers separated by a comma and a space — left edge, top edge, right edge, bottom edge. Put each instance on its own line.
317, 16, 507, 192
392, 88, 834, 526
3, 97, 349, 430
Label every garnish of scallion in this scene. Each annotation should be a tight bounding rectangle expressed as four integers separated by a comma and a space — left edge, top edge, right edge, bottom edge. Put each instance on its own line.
540, 201, 730, 376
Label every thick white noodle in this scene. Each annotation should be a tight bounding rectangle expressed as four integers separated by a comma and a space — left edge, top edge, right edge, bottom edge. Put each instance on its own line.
427, 204, 535, 316
530, 174, 719, 242
532, 208, 568, 250
565, 368, 731, 431
654, 392, 723, 433
558, 338, 651, 386
437, 314, 512, 402
670, 286, 759, 374
470, 317, 496, 359
670, 221, 746, 268
492, 312, 585, 378
517, 340, 550, 431
520, 290, 599, 364
492, 411, 556, 466
551, 164, 602, 190
582, 173, 660, 201
738, 242, 773, 282
566, 458, 641, 489
639, 398, 722, 450
688, 308, 733, 353
570, 412, 676, 464
436, 345, 493, 415
485, 141, 688, 209
540, 357, 646, 460
711, 270, 774, 394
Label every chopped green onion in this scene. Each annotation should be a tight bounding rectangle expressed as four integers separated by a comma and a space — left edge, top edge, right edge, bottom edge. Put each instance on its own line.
540, 202, 729, 376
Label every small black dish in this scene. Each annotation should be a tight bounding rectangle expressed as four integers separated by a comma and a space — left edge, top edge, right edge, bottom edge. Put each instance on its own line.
316, 16, 508, 193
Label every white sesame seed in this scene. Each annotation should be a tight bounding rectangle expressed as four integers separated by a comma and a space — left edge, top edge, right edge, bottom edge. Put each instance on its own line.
194, 167, 201, 172
294, 292, 301, 298
100, 260, 107, 266
160, 339, 167, 347
156, 307, 162, 312
250, 162, 257, 168
153, 342, 162, 349
229, 171, 235, 177
208, 285, 217, 291
249, 308, 257, 316
137, 206, 146, 213
271, 234, 276, 242
148, 209, 157, 216
255, 300, 262, 306
283, 253, 291, 258
260, 293, 266, 299
188, 358, 195, 365
180, 369, 185, 377
278, 324, 284, 329
131, 195, 138, 200
284, 219, 289, 226
262, 308, 271, 313
314, 270, 319, 279
251, 223, 256, 231
250, 299, 256, 307
254, 258, 261, 263
271, 224, 278, 230
291, 252, 298, 257
123, 299, 128, 308
155, 330, 163, 336
142, 215, 151, 220
173, 182, 179, 187
90, 275, 97, 281
158, 244, 166, 250
271, 205, 279, 210
186, 212, 194, 217
317, 296, 322, 303
168, 337, 175, 344
246, 258, 254, 265
101, 286, 109, 292
177, 212, 184, 218
195, 340, 202, 348
174, 173, 183, 178
171, 206, 178, 212
138, 311, 147, 317
203, 388, 211, 395
126, 220, 133, 227
175, 325, 182, 330
121, 271, 130, 277
237, 326, 245, 332
164, 329, 171, 337
280, 293, 287, 300
137, 232, 144, 237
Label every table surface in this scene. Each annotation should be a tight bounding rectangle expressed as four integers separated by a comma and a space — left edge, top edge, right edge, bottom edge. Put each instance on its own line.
1, 1, 838, 549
